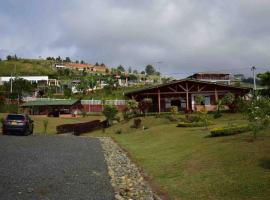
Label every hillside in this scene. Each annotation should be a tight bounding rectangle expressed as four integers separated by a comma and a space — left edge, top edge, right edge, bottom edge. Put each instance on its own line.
0, 59, 57, 77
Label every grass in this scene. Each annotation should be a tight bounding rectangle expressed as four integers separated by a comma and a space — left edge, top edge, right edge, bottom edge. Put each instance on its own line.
0, 113, 104, 135
0, 59, 57, 77
86, 113, 270, 199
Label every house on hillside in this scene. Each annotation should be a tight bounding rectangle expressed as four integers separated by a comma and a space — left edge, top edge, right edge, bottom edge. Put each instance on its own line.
21, 99, 82, 117
55, 63, 107, 73
189, 72, 231, 85
125, 79, 251, 113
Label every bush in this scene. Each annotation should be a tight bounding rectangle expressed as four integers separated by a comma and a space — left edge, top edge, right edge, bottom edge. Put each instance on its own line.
210, 125, 250, 137
43, 119, 48, 134
185, 114, 201, 123
115, 129, 122, 134
132, 118, 142, 129
102, 105, 118, 126
167, 115, 179, 122
177, 121, 213, 127
170, 106, 178, 115
213, 111, 222, 119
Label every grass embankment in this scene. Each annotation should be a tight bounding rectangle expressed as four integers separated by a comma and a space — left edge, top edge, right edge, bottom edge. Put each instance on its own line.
0, 113, 104, 135
87, 113, 270, 200
0, 59, 57, 76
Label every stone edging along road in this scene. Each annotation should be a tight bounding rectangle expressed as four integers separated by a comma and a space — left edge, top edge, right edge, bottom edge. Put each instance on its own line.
98, 137, 161, 200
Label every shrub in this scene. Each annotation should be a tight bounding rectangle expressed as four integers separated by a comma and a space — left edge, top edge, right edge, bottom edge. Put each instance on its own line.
185, 114, 201, 123
43, 119, 48, 134
167, 115, 179, 122
102, 105, 118, 126
213, 111, 222, 119
132, 118, 142, 129
81, 110, 87, 118
195, 95, 205, 105
177, 121, 213, 127
170, 106, 178, 115
115, 129, 122, 134
210, 125, 250, 137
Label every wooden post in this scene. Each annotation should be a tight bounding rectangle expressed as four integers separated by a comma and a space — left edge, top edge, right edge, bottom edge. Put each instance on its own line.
186, 91, 189, 111
186, 82, 189, 111
215, 88, 218, 102
158, 89, 161, 113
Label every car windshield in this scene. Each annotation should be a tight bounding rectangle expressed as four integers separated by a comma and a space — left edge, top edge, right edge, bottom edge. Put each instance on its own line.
6, 115, 25, 121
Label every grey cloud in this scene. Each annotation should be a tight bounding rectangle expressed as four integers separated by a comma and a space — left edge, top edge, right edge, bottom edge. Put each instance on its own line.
0, 0, 270, 76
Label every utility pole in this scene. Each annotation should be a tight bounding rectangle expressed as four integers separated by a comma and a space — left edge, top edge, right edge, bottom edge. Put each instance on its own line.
251, 66, 256, 90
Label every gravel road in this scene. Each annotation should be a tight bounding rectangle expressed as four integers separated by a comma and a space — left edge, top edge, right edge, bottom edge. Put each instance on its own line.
0, 135, 114, 200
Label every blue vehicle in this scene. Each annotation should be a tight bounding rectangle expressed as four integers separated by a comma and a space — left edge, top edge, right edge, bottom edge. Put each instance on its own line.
2, 114, 34, 136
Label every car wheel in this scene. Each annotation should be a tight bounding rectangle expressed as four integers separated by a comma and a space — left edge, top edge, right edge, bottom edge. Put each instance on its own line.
24, 128, 29, 136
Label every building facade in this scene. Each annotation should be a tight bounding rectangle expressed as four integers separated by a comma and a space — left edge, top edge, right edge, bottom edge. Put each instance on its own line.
125, 79, 251, 112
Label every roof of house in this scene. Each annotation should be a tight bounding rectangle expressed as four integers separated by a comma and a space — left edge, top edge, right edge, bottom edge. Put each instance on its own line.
21, 99, 80, 107
193, 72, 231, 75
124, 78, 251, 96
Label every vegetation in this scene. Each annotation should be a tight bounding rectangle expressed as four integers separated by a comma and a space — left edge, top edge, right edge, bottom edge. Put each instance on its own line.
43, 119, 49, 134
102, 105, 118, 126
245, 96, 270, 139
210, 124, 250, 137
87, 113, 270, 199
0, 114, 104, 135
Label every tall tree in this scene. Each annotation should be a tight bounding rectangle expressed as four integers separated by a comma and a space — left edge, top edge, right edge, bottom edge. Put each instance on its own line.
145, 65, 156, 75
258, 71, 270, 88
128, 66, 132, 73
65, 57, 71, 62
117, 65, 125, 72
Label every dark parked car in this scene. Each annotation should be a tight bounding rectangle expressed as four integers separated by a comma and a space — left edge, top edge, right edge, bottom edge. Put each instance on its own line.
2, 114, 34, 135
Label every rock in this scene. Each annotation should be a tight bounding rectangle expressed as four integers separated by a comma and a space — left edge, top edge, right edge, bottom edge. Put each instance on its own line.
98, 137, 160, 200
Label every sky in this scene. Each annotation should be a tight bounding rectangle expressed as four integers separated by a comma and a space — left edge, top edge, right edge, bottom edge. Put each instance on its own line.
0, 0, 269, 77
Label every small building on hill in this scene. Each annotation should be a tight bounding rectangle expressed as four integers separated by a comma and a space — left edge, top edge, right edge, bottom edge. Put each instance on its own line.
21, 99, 82, 117
55, 63, 107, 73
125, 79, 251, 113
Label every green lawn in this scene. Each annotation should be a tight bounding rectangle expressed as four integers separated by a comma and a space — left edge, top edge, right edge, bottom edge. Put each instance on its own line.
87, 113, 270, 199
0, 113, 104, 134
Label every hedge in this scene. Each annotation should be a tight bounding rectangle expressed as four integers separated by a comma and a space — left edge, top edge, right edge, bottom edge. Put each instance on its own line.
210, 125, 250, 137
56, 120, 105, 135
177, 121, 213, 127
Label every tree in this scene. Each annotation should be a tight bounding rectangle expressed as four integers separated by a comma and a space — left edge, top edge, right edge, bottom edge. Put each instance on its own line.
63, 87, 72, 98
102, 105, 118, 126
128, 66, 132, 73
258, 71, 270, 88
56, 56, 62, 62
6, 55, 12, 61
117, 65, 125, 72
195, 95, 205, 105
80, 60, 85, 64
65, 57, 71, 62
141, 71, 145, 75
245, 96, 270, 139
139, 98, 152, 114
133, 70, 138, 74
145, 65, 156, 75
95, 62, 99, 66
222, 92, 236, 112
4, 78, 34, 99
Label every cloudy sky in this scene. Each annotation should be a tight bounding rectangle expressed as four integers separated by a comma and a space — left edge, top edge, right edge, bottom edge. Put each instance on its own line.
0, 0, 269, 77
